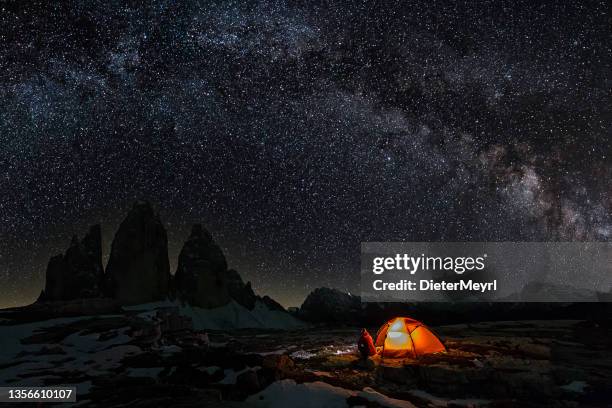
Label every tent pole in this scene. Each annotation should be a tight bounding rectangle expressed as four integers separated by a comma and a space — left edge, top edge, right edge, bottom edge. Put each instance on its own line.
410, 325, 419, 358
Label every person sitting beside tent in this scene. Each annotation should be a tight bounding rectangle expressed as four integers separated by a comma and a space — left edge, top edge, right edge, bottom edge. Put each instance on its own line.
357, 328, 377, 359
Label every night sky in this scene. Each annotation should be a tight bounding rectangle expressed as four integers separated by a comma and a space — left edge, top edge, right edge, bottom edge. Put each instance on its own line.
1, 1, 610, 308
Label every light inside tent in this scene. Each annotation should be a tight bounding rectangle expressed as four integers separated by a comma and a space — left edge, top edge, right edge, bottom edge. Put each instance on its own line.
384, 318, 412, 350
389, 319, 405, 332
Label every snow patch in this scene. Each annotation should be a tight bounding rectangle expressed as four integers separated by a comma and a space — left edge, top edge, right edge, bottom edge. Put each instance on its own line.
247, 380, 351, 408
0, 317, 142, 387
408, 389, 490, 407
247, 379, 417, 408
0, 317, 89, 365
258, 348, 287, 356
561, 381, 588, 393
358, 387, 417, 408
125, 300, 304, 330
64, 329, 130, 353
218, 366, 261, 385
198, 366, 222, 375
290, 350, 317, 360
160, 344, 182, 355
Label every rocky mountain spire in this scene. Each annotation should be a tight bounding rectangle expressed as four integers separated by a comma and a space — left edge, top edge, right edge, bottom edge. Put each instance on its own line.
227, 268, 257, 310
174, 224, 231, 308
39, 224, 104, 301
104, 201, 171, 305
37, 205, 288, 311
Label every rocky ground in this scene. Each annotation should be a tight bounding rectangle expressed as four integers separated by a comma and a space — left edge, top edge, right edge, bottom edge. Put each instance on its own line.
1, 310, 611, 407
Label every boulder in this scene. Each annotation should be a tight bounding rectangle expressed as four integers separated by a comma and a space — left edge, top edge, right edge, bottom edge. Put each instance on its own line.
174, 224, 231, 308
155, 307, 194, 333
236, 369, 261, 396
104, 202, 171, 305
39, 225, 104, 301
261, 354, 296, 380
378, 365, 417, 385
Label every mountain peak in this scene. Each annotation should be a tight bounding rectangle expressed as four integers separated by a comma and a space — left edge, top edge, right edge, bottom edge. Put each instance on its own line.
104, 202, 170, 305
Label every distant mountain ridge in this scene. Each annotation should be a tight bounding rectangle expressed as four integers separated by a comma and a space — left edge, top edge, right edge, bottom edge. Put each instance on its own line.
297, 287, 612, 327
38, 201, 287, 314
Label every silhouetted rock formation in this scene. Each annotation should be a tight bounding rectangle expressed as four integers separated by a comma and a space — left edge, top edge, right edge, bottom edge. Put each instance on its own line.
509, 281, 600, 302
297, 287, 612, 327
174, 226, 287, 311
40, 255, 65, 301
261, 295, 285, 312
174, 224, 231, 308
104, 202, 171, 305
299, 287, 361, 324
36, 202, 290, 312
39, 225, 104, 301
227, 268, 257, 310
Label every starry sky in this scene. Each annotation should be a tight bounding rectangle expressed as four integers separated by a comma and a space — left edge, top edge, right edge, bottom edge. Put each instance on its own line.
0, 0, 610, 308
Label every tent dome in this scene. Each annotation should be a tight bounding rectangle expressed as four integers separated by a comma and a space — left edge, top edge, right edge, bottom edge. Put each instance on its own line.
375, 317, 445, 358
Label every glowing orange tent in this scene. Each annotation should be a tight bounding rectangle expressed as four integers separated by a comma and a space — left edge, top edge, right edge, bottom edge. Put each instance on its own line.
375, 317, 445, 358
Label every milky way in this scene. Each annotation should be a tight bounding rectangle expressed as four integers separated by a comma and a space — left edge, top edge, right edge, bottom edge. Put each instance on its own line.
0, 1, 610, 307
